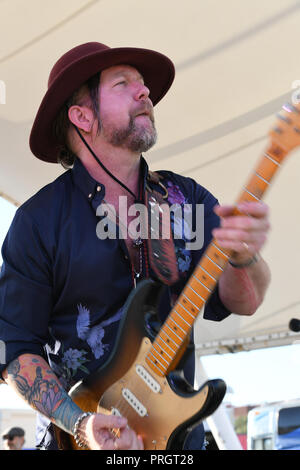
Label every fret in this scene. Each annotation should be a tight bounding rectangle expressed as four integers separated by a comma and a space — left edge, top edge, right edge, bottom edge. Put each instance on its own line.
153, 349, 172, 364
192, 274, 212, 292
145, 359, 164, 377
189, 276, 212, 300
255, 155, 278, 182
211, 243, 229, 262
254, 171, 270, 185
243, 187, 261, 202
147, 351, 168, 373
181, 293, 200, 315
151, 345, 169, 367
264, 152, 281, 166
165, 321, 185, 341
147, 322, 183, 375
154, 337, 174, 359
146, 351, 166, 372
168, 315, 189, 336
205, 254, 225, 271
206, 243, 229, 266
164, 319, 182, 347
173, 307, 193, 328
245, 174, 269, 200
186, 284, 206, 304
146, 361, 165, 377
177, 300, 197, 320
200, 255, 224, 279
238, 150, 282, 205
159, 328, 179, 350
198, 263, 218, 282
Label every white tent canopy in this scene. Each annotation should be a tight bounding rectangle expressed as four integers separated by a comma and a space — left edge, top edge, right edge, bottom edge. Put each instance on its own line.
1, 0, 300, 355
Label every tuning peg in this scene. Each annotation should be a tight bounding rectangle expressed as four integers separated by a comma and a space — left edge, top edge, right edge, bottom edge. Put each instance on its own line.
276, 113, 291, 124
272, 126, 283, 134
282, 103, 300, 114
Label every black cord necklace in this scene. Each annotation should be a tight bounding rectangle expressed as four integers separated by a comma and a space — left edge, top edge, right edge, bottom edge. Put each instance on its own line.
73, 124, 140, 202
73, 125, 146, 285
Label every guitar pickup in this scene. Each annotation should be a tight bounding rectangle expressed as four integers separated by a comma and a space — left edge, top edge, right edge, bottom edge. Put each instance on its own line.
111, 407, 122, 417
136, 364, 161, 393
122, 388, 148, 417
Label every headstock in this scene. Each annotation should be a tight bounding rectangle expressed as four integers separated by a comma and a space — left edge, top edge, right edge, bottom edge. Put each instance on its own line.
269, 102, 300, 154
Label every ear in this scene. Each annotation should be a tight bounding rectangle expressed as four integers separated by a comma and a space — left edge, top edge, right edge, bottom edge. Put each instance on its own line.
68, 105, 95, 133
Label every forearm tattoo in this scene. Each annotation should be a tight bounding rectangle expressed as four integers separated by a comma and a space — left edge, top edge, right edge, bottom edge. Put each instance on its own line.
5, 355, 83, 435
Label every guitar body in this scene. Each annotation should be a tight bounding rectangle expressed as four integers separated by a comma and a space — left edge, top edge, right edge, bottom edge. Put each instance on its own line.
55, 279, 226, 450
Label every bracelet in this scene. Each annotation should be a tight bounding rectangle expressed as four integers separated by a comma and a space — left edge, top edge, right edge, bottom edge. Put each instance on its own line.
73, 412, 93, 448
229, 253, 260, 269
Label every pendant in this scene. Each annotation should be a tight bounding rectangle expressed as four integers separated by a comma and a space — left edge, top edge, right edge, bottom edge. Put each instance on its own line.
133, 237, 143, 248
133, 272, 140, 289
133, 272, 142, 289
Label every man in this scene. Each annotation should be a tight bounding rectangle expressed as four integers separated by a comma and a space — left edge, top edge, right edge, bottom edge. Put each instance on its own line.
2, 427, 25, 450
0, 42, 271, 450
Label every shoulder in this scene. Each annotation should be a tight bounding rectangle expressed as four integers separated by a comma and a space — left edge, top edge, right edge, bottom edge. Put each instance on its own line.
18, 170, 72, 223
7, 170, 72, 248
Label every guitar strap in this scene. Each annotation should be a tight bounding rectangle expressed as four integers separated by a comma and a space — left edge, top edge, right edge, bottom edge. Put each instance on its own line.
145, 171, 179, 286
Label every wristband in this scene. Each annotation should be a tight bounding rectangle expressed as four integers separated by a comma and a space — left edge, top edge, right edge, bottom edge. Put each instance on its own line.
73, 411, 93, 448
229, 253, 260, 269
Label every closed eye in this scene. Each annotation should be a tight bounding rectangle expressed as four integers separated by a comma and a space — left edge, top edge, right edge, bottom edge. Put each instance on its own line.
114, 80, 126, 87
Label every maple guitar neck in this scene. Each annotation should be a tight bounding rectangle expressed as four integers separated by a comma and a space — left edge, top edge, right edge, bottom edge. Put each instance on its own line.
145, 140, 289, 378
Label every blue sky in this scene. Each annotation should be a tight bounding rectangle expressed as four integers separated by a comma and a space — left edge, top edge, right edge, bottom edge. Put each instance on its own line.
0, 196, 300, 410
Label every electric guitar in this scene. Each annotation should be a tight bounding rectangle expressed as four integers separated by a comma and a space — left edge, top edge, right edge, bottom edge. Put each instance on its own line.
55, 101, 300, 450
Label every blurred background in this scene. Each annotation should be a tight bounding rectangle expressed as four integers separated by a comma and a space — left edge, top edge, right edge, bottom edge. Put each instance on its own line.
1, 0, 300, 450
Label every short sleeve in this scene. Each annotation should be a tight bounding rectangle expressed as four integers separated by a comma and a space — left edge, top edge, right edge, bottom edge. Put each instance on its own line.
0, 208, 53, 378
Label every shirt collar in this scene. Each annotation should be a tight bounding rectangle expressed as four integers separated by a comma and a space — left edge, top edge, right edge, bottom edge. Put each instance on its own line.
71, 155, 150, 202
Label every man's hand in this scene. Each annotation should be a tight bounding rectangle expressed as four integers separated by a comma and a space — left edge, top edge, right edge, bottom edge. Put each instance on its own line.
213, 201, 270, 263
82, 413, 144, 450
212, 201, 271, 315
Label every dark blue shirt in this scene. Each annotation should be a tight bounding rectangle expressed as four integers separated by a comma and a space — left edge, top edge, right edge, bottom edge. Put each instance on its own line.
0, 156, 231, 448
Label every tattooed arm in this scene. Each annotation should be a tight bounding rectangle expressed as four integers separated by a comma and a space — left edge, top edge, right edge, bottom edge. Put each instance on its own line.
3, 353, 84, 435
3, 353, 143, 450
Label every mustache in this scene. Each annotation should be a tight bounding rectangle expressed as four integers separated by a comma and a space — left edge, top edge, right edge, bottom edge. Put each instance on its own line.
133, 103, 154, 122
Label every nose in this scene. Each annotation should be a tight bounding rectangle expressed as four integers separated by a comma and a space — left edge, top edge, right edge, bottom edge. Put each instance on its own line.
134, 82, 150, 102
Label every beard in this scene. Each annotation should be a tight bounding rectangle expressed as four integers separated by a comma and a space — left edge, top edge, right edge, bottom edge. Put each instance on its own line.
100, 111, 157, 153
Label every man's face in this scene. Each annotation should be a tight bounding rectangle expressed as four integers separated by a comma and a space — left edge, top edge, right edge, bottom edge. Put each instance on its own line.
97, 65, 157, 153
3, 435, 25, 450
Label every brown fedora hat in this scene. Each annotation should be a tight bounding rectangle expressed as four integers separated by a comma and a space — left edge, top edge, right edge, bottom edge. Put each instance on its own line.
29, 42, 175, 163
